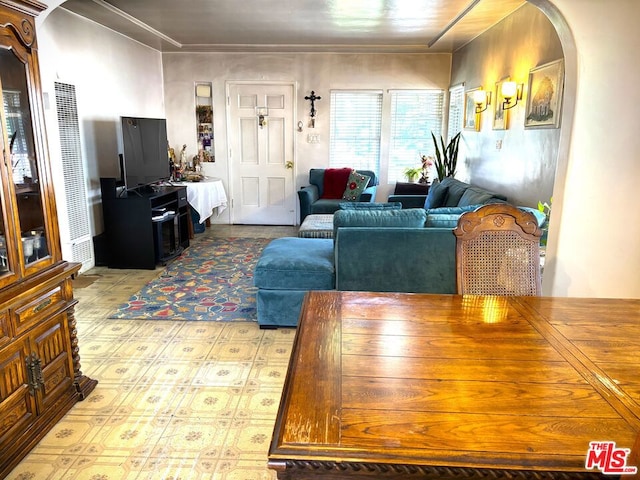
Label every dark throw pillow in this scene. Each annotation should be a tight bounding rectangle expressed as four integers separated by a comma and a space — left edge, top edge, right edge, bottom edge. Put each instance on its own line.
424, 181, 448, 209
321, 168, 353, 199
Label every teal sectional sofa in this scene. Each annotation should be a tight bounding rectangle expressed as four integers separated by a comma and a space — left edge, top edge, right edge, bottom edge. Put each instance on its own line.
254, 208, 456, 328
389, 176, 545, 228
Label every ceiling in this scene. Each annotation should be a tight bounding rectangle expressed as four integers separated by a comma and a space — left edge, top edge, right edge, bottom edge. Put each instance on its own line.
59, 0, 526, 53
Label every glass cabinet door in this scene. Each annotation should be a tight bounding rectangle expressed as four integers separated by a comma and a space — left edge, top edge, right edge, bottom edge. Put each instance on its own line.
0, 47, 51, 272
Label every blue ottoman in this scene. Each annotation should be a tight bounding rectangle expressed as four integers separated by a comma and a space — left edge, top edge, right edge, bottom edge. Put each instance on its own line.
254, 237, 334, 327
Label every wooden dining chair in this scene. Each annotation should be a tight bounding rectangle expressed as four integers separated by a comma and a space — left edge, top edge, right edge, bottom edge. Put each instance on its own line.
453, 203, 543, 296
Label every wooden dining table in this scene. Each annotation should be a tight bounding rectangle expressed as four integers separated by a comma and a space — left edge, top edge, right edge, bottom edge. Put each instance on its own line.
268, 291, 640, 480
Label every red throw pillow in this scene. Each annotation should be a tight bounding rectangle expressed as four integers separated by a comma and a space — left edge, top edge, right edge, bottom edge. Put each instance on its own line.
321, 168, 353, 199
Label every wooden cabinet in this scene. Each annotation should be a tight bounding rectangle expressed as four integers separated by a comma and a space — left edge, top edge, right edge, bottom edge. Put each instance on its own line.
0, 1, 96, 477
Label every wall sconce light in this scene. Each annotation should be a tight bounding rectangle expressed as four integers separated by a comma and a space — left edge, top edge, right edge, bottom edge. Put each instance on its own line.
256, 106, 269, 129
501, 81, 524, 110
473, 89, 492, 113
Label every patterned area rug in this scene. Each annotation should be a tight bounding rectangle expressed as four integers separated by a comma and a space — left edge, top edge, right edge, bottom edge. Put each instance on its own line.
109, 237, 271, 321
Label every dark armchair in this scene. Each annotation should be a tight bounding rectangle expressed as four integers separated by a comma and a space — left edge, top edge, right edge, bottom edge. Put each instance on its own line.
298, 168, 378, 223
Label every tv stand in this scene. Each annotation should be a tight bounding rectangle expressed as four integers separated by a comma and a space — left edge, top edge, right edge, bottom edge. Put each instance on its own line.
100, 178, 190, 269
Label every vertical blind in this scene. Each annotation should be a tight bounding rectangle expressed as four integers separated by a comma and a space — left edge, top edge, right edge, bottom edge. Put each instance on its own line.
329, 91, 383, 173
447, 84, 465, 141
388, 90, 444, 183
55, 81, 93, 267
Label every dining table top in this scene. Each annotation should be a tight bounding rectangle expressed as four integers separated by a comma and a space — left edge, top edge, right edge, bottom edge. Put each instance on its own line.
268, 291, 640, 479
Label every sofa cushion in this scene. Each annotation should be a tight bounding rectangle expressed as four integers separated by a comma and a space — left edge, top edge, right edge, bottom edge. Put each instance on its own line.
426, 205, 479, 215
442, 178, 469, 206
338, 202, 402, 210
254, 237, 334, 290
310, 198, 346, 215
424, 181, 448, 209
458, 187, 496, 207
425, 213, 466, 228
333, 208, 427, 240
321, 168, 352, 199
342, 170, 370, 201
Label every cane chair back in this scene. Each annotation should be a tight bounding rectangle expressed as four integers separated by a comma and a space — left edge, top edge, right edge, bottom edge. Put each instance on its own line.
453, 203, 542, 296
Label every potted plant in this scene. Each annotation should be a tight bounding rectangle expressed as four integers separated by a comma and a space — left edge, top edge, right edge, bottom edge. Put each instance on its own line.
419, 155, 434, 184
403, 167, 422, 183
537, 197, 552, 246
431, 131, 461, 182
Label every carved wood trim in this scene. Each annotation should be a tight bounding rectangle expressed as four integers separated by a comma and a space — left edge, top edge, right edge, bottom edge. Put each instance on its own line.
0, 10, 36, 49
277, 459, 610, 480
0, 0, 46, 17
66, 307, 98, 400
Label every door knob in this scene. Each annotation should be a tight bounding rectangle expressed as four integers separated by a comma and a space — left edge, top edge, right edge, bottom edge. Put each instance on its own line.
285, 161, 293, 169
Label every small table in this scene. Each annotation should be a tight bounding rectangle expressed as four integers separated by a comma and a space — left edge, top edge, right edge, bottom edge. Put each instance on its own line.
173, 177, 227, 224
298, 214, 334, 238
268, 291, 640, 479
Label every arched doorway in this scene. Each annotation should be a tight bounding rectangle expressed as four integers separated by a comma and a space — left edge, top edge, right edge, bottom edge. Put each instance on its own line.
526, 0, 577, 295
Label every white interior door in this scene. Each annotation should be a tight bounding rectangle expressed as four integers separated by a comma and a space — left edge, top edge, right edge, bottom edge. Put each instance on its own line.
227, 83, 295, 225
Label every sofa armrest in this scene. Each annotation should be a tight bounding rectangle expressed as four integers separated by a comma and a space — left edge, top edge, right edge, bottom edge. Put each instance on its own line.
298, 185, 319, 222
334, 227, 456, 293
387, 194, 427, 209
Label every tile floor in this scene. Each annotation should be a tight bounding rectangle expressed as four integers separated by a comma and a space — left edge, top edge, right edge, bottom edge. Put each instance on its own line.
7, 224, 298, 480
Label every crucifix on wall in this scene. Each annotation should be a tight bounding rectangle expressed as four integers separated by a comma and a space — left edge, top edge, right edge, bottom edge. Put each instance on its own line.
304, 90, 321, 128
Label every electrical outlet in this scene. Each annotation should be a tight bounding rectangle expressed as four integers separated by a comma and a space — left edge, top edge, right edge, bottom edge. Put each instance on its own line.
496, 140, 503, 150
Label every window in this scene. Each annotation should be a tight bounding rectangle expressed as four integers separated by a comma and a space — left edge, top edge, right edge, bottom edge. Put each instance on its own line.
388, 90, 444, 183
329, 91, 382, 173
447, 84, 465, 141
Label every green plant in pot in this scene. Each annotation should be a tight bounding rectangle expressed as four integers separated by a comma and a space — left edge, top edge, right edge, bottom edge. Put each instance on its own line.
537, 197, 552, 246
431, 131, 461, 182
403, 167, 422, 182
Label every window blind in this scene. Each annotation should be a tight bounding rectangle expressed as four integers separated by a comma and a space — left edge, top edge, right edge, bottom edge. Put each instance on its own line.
388, 90, 444, 183
447, 84, 465, 141
329, 91, 383, 173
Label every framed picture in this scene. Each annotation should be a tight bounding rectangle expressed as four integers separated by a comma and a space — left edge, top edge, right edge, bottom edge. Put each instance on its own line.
524, 59, 564, 128
464, 87, 480, 131
493, 78, 509, 130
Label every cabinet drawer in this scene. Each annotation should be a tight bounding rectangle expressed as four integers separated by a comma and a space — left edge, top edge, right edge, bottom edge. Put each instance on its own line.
13, 286, 66, 336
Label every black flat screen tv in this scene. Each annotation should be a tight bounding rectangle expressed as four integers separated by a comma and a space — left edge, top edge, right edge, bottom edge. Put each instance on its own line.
120, 116, 170, 190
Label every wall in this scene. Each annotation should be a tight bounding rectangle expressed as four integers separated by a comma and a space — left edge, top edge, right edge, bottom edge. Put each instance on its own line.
450, 4, 563, 208
37, 7, 165, 236
540, 0, 640, 298
161, 52, 451, 223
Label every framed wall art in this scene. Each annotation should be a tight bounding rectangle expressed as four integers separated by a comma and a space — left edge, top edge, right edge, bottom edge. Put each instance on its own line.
464, 87, 480, 131
493, 77, 509, 130
524, 59, 564, 129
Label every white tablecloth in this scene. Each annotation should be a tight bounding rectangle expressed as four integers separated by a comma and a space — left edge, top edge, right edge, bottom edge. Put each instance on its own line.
174, 177, 227, 224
